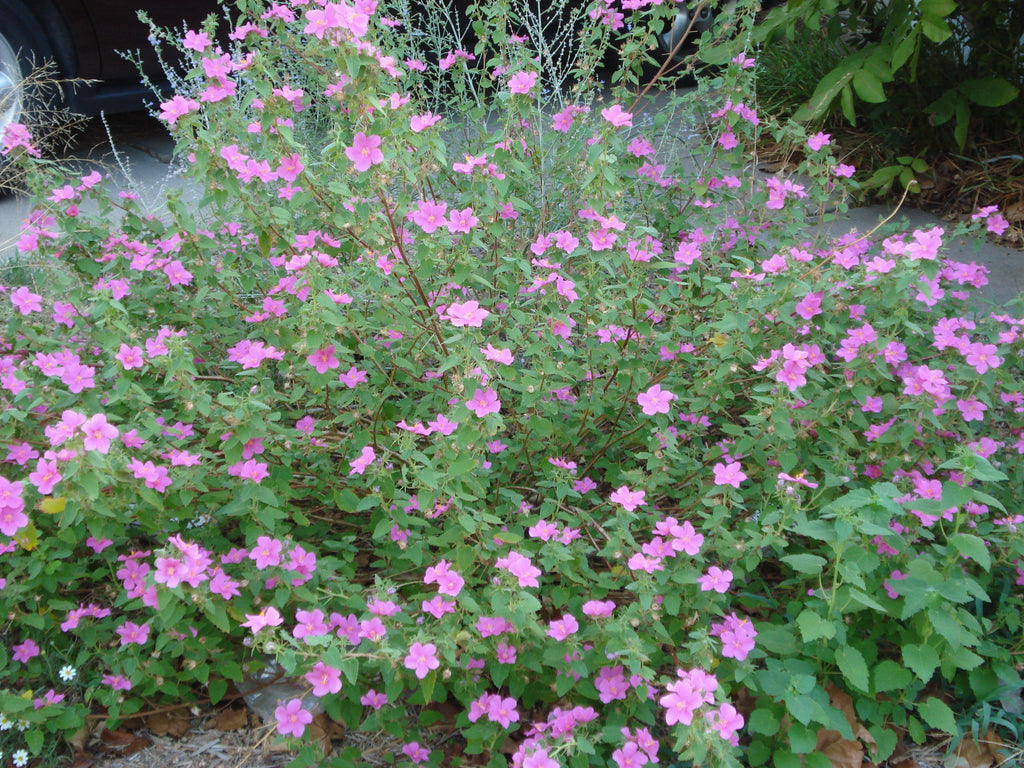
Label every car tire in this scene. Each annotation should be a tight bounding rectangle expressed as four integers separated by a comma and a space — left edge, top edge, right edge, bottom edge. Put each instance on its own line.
0, 0, 61, 188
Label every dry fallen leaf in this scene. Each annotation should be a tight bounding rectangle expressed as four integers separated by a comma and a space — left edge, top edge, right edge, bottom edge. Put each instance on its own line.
98, 728, 150, 757
815, 683, 878, 768
946, 730, 1007, 768
213, 705, 249, 732
145, 710, 192, 738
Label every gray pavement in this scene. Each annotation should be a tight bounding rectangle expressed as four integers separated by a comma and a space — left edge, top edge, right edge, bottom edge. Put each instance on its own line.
2, 111, 1021, 309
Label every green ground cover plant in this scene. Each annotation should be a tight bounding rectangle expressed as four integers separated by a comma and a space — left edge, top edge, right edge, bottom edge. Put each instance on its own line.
0, 1, 1021, 766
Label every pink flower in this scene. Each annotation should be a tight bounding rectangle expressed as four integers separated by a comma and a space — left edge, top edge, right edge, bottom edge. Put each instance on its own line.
249, 536, 283, 569
487, 695, 520, 727
116, 344, 145, 370
712, 461, 747, 489
508, 70, 538, 94
698, 566, 733, 593
404, 642, 440, 679
482, 344, 513, 365
229, 459, 270, 483
338, 366, 368, 388
834, 163, 856, 178
102, 674, 132, 691
116, 621, 150, 646
410, 112, 442, 132
361, 689, 387, 709
274, 698, 313, 738
349, 445, 376, 475
637, 384, 676, 415
442, 300, 489, 327
306, 662, 342, 696
807, 132, 831, 151
242, 606, 284, 633
159, 95, 200, 126
345, 132, 384, 172
28, 459, 61, 495
707, 702, 744, 741
601, 105, 633, 127
10, 286, 42, 314
582, 599, 616, 618
546, 614, 579, 641
293, 609, 330, 642
466, 387, 501, 417
403, 742, 430, 764
12, 638, 40, 663
794, 291, 823, 320
611, 742, 648, 768
306, 345, 340, 374
610, 486, 645, 512
81, 414, 119, 454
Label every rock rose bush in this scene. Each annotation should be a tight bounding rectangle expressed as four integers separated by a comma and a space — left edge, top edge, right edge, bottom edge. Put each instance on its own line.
0, 0, 1021, 766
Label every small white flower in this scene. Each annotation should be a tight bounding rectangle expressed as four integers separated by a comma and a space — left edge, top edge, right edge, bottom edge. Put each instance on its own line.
0, 713, 11, 730
13, 749, 29, 767
16, 719, 29, 731
59, 664, 77, 682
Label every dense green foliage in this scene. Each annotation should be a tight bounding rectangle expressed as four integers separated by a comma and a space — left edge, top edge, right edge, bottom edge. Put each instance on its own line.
0, 1, 1021, 767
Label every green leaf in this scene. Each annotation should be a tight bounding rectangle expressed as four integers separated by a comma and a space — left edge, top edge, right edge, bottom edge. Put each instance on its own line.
781, 554, 827, 575
903, 643, 939, 683
848, 587, 887, 612
918, 697, 958, 735
852, 70, 887, 103
209, 677, 228, 705
794, 49, 872, 122
874, 659, 913, 692
836, 646, 871, 692
748, 707, 780, 736
918, 0, 958, 16
890, 26, 920, 71
797, 609, 837, 642
921, 12, 952, 42
949, 533, 991, 571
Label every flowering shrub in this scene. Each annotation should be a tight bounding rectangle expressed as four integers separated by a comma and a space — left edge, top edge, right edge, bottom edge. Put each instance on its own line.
1, 1, 1022, 766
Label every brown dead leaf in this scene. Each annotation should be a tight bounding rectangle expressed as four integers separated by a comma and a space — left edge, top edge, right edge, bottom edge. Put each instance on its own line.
145, 709, 192, 738
815, 683, 877, 768
947, 731, 1007, 768
69, 753, 95, 768
1004, 201, 1024, 223
68, 723, 94, 753
213, 705, 249, 732
98, 729, 150, 757
816, 727, 865, 768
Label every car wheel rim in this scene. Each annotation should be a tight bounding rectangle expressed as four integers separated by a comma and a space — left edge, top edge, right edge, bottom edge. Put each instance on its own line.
0, 32, 24, 137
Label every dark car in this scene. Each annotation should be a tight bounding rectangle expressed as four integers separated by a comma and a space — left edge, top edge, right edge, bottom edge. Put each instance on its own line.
1, 0, 713, 143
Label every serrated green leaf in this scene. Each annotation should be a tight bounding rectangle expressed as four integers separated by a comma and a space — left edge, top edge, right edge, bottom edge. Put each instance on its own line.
949, 533, 990, 570
836, 646, 871, 692
874, 659, 913, 691
797, 609, 836, 642
748, 707, 780, 736
918, 697, 957, 734
903, 643, 939, 682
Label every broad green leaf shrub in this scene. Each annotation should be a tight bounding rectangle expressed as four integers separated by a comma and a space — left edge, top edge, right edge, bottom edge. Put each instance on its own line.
747, 0, 1022, 199
1, 1, 1023, 766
